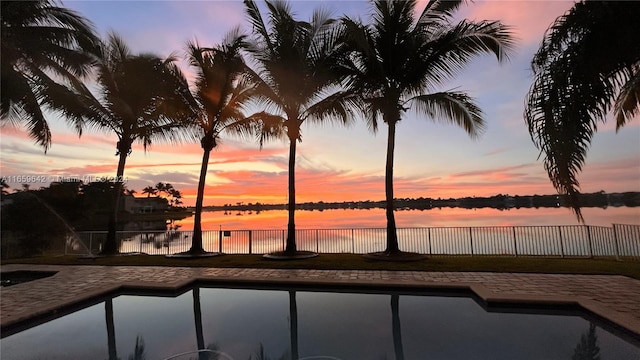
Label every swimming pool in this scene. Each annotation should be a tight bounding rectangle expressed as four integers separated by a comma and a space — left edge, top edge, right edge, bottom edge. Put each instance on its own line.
2, 285, 639, 360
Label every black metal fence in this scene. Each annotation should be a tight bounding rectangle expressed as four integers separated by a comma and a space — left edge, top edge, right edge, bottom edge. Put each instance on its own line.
66, 224, 640, 260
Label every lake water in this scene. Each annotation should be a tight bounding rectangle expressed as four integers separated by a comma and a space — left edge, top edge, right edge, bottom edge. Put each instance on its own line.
176, 206, 639, 231
2, 285, 639, 360
68, 206, 638, 256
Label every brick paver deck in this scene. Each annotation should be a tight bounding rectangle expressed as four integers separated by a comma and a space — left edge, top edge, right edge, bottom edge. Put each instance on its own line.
1, 265, 639, 338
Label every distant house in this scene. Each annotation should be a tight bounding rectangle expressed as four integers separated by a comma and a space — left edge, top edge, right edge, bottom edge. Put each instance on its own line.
122, 195, 168, 213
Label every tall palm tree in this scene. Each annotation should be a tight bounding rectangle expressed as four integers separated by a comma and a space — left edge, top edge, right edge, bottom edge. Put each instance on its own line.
1, 0, 100, 151
339, 0, 514, 256
54, 33, 196, 255
525, 1, 640, 221
243, 0, 358, 257
174, 31, 281, 256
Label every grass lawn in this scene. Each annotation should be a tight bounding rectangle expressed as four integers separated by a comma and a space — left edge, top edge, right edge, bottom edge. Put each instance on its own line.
3, 254, 639, 279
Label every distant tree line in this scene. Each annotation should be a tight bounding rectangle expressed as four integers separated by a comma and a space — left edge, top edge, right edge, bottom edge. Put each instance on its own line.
211, 191, 639, 212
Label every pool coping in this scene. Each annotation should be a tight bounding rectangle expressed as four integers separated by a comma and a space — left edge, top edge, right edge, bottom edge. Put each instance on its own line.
1, 264, 639, 341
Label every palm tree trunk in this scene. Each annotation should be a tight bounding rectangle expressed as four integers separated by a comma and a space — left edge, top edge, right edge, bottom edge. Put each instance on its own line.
385, 121, 399, 254
102, 150, 128, 255
391, 294, 404, 360
193, 288, 207, 360
289, 290, 299, 360
105, 299, 118, 360
286, 137, 297, 254
190, 148, 211, 254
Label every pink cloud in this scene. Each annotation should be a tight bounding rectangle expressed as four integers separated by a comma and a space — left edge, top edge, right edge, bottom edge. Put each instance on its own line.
457, 1, 575, 45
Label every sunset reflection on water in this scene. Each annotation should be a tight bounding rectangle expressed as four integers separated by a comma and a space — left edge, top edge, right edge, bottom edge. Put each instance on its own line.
176, 206, 639, 231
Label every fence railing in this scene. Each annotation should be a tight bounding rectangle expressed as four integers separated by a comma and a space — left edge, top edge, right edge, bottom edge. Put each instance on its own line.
65, 224, 640, 260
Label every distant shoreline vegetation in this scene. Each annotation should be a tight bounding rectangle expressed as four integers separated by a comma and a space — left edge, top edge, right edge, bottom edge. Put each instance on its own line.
203, 191, 640, 212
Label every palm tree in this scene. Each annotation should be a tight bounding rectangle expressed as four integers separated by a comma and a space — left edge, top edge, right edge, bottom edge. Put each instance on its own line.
141, 186, 157, 198
243, 0, 358, 257
155, 182, 168, 196
338, 0, 513, 256
1, 0, 100, 151
56, 33, 196, 255
525, 1, 640, 221
171, 32, 279, 256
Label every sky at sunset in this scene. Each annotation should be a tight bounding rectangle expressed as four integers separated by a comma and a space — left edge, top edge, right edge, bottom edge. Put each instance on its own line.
1, 0, 639, 208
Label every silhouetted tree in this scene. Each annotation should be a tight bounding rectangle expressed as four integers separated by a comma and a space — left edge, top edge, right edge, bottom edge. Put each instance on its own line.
1, 191, 69, 258
1, 0, 100, 150
525, 1, 640, 221
55, 33, 195, 254
339, 0, 513, 255
243, 0, 358, 256
178, 31, 278, 255
141, 186, 157, 198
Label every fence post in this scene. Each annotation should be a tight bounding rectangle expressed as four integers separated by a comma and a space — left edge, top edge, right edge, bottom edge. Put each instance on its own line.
558, 226, 564, 258
248, 230, 252, 255
613, 225, 621, 261
469, 227, 474, 256
512, 227, 518, 257
428, 228, 432, 255
219, 230, 223, 253
586, 225, 593, 258
282, 230, 285, 251
139, 234, 143, 254
89, 233, 93, 256
316, 230, 319, 253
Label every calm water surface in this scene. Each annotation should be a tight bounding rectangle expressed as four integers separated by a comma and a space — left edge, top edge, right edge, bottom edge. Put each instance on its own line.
2, 286, 639, 360
178, 206, 639, 231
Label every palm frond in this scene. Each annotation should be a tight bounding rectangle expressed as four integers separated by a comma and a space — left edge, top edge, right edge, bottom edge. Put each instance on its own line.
243, 111, 287, 147
409, 19, 514, 92
418, 0, 465, 25
409, 91, 485, 138
525, 1, 640, 220
614, 65, 640, 130
0, 0, 100, 149
302, 90, 359, 128
14, 79, 52, 151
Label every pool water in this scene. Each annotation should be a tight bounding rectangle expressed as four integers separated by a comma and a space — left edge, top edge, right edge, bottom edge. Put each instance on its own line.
1, 286, 638, 360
